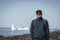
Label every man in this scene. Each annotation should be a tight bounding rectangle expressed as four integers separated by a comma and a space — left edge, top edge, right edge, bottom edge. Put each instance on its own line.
30, 10, 49, 40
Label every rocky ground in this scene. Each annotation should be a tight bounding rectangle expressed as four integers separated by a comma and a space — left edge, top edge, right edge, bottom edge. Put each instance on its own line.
0, 31, 60, 40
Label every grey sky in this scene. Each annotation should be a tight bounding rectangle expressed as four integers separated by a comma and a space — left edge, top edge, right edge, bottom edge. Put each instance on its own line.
0, 0, 60, 29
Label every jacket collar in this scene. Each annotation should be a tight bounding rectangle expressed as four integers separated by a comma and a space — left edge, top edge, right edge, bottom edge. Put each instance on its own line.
36, 17, 43, 20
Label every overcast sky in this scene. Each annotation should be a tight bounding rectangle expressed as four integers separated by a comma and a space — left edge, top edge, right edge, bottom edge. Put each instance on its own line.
0, 0, 60, 29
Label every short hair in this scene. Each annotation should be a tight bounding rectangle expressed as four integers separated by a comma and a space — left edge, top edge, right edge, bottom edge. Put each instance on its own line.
36, 10, 42, 15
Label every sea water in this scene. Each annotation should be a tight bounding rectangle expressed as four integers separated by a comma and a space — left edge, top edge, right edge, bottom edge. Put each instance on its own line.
0, 28, 30, 37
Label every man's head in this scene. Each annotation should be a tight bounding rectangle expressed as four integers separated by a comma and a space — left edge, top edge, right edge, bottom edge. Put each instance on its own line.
36, 10, 42, 18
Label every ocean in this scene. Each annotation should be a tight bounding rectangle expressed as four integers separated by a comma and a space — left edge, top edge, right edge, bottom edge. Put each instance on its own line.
0, 28, 30, 37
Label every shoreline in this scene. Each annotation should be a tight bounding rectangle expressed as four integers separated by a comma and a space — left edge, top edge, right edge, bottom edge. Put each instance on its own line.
0, 31, 60, 40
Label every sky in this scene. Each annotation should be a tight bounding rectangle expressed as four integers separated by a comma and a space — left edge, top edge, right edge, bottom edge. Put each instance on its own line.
0, 0, 60, 29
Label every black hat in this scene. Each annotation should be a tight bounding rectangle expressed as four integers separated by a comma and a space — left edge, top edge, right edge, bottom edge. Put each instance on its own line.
36, 10, 42, 15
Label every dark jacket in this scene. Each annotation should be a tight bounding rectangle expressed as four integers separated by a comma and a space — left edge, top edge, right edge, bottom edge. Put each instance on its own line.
30, 17, 49, 40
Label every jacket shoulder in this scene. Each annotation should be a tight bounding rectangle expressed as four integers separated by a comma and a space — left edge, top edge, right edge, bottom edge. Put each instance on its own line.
43, 19, 48, 24
43, 19, 48, 22
32, 19, 36, 22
